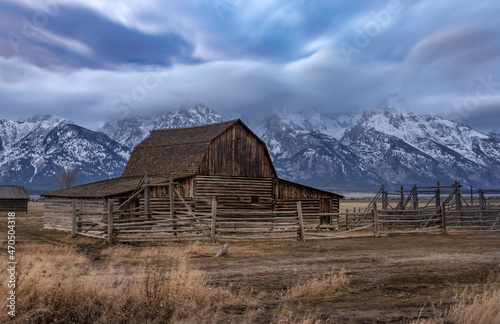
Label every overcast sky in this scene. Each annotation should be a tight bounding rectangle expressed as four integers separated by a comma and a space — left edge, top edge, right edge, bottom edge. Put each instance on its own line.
0, 0, 499, 132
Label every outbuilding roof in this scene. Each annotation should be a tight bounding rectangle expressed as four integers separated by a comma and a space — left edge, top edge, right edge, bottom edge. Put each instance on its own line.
42, 175, 176, 198
0, 186, 30, 199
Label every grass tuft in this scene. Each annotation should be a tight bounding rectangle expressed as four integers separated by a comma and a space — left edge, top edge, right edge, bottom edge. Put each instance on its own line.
412, 272, 500, 324
284, 268, 349, 300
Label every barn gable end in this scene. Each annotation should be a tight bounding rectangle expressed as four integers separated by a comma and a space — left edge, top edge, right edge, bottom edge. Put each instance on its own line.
199, 121, 276, 178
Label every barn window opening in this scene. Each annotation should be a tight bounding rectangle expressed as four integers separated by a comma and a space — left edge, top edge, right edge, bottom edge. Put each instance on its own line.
251, 196, 260, 204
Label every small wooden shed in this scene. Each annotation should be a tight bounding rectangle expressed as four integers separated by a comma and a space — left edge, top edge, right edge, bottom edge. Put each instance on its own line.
0, 185, 30, 215
42, 120, 342, 231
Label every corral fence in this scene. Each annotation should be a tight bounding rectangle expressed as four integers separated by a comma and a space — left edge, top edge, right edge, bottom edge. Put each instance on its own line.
72, 199, 500, 243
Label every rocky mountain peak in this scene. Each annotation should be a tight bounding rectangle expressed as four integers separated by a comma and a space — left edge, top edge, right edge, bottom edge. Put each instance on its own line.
489, 130, 500, 139
99, 103, 224, 150
23, 113, 73, 125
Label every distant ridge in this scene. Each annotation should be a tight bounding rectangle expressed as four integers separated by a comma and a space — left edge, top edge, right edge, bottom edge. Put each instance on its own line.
1, 99, 500, 193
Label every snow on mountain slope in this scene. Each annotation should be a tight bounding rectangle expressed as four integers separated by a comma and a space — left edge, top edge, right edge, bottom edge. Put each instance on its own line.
359, 107, 490, 165
0, 114, 72, 150
258, 115, 381, 188
255, 109, 361, 141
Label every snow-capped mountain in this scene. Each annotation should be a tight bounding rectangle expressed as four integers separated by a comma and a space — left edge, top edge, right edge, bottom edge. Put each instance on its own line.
256, 113, 380, 189
100, 104, 224, 150
257, 97, 500, 189
0, 114, 129, 193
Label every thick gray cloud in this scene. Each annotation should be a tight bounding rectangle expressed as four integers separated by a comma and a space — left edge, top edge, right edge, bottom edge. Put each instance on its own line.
0, 0, 499, 132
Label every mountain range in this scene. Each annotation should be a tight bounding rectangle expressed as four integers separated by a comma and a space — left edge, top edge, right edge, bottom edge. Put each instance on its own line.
1, 99, 499, 194
0, 115, 129, 193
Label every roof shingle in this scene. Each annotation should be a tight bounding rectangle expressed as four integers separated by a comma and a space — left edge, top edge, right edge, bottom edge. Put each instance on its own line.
0, 186, 30, 199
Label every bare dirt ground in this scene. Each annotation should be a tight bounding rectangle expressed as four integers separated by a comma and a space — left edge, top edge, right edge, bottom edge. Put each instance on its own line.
2, 202, 500, 323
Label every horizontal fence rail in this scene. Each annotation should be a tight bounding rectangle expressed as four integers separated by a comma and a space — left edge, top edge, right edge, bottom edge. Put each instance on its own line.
71, 199, 500, 242
377, 209, 443, 235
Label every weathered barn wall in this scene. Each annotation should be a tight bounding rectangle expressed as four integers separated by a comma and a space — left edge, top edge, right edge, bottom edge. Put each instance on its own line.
275, 179, 337, 199
149, 176, 194, 198
194, 175, 273, 211
0, 199, 28, 215
200, 123, 276, 178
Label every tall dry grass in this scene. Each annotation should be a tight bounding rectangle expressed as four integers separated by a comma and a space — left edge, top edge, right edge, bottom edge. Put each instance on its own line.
100, 240, 216, 261
284, 268, 349, 300
0, 243, 247, 323
413, 272, 500, 324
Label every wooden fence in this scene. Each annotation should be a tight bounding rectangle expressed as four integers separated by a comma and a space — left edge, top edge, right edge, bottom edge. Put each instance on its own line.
72, 200, 500, 243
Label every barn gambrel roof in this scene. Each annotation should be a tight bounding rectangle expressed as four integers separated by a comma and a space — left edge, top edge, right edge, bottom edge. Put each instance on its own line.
122, 119, 276, 178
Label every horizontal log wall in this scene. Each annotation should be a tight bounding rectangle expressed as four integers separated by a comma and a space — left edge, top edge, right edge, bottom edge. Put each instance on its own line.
0, 199, 28, 215
194, 175, 273, 212
139, 197, 192, 218
149, 176, 194, 198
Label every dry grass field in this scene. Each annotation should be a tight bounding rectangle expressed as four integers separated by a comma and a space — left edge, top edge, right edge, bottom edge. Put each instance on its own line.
0, 202, 499, 323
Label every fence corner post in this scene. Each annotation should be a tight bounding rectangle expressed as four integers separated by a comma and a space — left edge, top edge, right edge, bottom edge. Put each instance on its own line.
108, 199, 114, 244
373, 202, 380, 238
211, 197, 217, 242
297, 201, 306, 242
441, 202, 447, 234
72, 199, 77, 237
144, 180, 150, 219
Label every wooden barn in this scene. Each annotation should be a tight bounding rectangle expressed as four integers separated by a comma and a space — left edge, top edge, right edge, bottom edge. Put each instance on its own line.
42, 120, 342, 232
0, 185, 30, 215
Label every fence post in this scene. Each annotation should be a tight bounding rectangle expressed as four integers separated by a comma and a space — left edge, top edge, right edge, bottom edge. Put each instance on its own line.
108, 199, 114, 243
297, 201, 306, 242
441, 202, 447, 234
345, 208, 349, 230
373, 202, 380, 238
479, 189, 484, 221
412, 184, 418, 210
382, 185, 388, 210
454, 180, 462, 211
211, 197, 217, 242
400, 186, 405, 210
72, 199, 77, 237
144, 180, 150, 219
435, 181, 441, 211
169, 177, 176, 236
